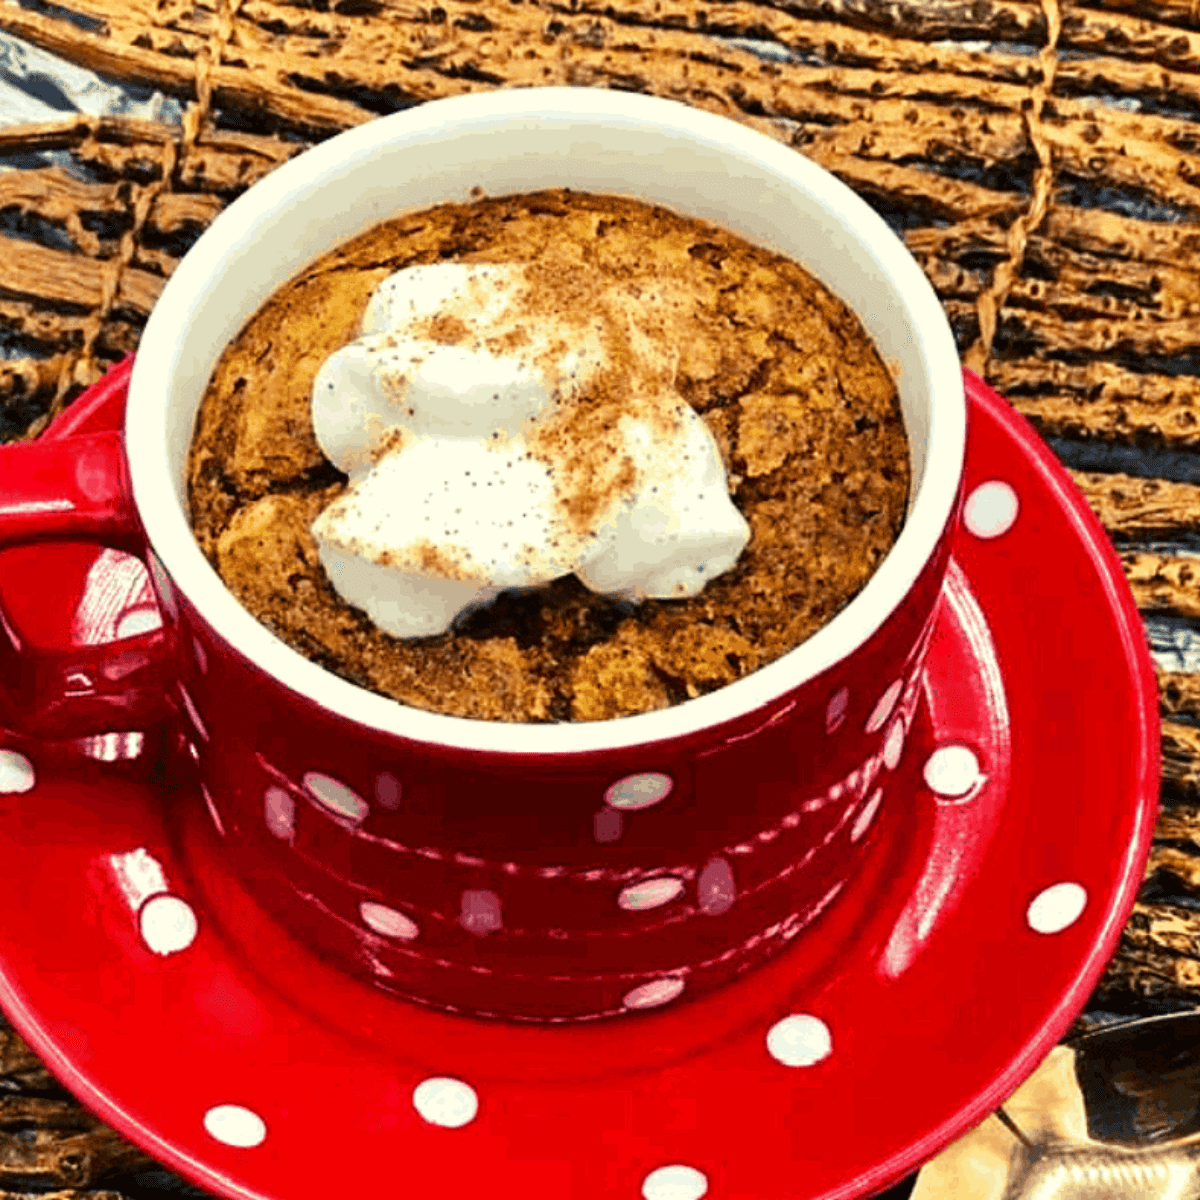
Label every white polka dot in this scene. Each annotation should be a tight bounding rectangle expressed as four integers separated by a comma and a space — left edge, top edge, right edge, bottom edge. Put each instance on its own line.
850, 789, 883, 842
923, 745, 983, 798
192, 637, 208, 674
140, 894, 198, 955
460, 889, 502, 936
865, 679, 903, 734
605, 772, 673, 811
115, 606, 162, 639
622, 977, 686, 1010
203, 1104, 266, 1148
825, 686, 849, 734
360, 901, 419, 940
965, 480, 1019, 539
1027, 882, 1087, 934
642, 1164, 709, 1200
618, 876, 685, 912
0, 751, 35, 794
882, 717, 906, 771
412, 1077, 478, 1128
594, 807, 623, 843
375, 772, 402, 811
697, 856, 736, 915
303, 772, 369, 824
768, 1013, 832, 1067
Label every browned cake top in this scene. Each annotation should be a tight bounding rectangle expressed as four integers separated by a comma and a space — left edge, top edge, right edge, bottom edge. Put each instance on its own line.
187, 189, 909, 722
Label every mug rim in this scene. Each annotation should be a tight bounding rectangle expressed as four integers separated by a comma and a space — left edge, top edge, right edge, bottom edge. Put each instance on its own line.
128, 87, 965, 756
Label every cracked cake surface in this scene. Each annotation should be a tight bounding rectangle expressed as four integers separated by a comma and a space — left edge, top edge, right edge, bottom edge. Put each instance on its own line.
187, 189, 909, 722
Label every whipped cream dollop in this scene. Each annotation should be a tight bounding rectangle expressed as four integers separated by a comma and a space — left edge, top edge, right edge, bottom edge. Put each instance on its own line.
309, 262, 750, 639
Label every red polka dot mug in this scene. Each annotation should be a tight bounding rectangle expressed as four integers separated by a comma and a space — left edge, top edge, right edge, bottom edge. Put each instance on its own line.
0, 89, 964, 1022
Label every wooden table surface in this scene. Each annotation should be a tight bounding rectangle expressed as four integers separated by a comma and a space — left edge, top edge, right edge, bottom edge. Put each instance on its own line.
3, 0, 1200, 1194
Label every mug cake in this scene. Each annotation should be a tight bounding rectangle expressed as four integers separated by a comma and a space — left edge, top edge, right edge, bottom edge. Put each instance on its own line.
187, 188, 909, 722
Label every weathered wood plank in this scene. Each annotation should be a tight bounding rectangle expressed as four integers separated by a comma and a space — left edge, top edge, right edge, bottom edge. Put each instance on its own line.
1070, 473, 1200, 540
1159, 673, 1200, 721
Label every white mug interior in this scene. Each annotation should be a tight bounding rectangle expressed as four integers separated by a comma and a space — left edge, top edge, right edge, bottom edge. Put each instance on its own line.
128, 88, 964, 756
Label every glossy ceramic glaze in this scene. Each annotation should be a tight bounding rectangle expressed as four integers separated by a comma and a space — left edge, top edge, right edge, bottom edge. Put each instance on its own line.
0, 91, 965, 1020
0, 370, 1158, 1200
125, 90, 965, 756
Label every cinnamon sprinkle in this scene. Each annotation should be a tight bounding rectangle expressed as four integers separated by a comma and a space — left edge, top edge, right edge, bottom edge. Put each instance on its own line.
399, 259, 702, 537
189, 189, 909, 722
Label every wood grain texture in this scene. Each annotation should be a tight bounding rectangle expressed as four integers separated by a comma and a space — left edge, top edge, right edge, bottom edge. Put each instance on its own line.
0, 235, 163, 314
1147, 844, 1200, 889
1121, 901, 1200, 957
1159, 673, 1200, 721
0, 1025, 58, 1094
1161, 721, 1200, 800
1123, 554, 1200, 623
9, 0, 1200, 439
0, 3, 1195, 384
0, 1125, 154, 1190
1094, 941, 1200, 1007
0, 1193, 128, 1200
6, 0, 1200, 1183
0, 1014, 157, 1196
990, 361, 1200, 449
1071, 473, 1200, 540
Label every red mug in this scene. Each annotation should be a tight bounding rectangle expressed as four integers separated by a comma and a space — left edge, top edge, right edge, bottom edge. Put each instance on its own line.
0, 90, 964, 1022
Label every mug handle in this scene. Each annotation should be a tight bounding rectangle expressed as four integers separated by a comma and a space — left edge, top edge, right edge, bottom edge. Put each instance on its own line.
0, 379, 175, 741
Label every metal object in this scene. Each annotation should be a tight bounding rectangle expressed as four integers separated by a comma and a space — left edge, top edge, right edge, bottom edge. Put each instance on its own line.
995, 1014, 1200, 1198
1001, 1137, 1200, 1199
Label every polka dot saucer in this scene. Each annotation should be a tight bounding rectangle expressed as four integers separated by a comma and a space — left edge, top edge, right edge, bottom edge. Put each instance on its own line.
0, 369, 1158, 1200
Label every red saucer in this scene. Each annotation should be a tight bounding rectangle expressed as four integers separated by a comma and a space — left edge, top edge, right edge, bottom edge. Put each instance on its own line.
0, 366, 1158, 1200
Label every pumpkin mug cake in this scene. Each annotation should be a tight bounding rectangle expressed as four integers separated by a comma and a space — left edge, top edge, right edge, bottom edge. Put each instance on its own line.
101, 90, 964, 1022
187, 188, 909, 723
